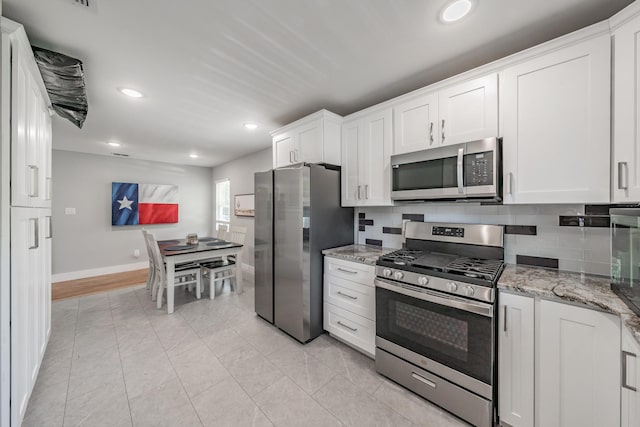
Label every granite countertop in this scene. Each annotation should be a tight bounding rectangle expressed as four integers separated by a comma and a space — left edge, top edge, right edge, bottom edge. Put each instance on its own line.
498, 264, 640, 345
322, 244, 396, 265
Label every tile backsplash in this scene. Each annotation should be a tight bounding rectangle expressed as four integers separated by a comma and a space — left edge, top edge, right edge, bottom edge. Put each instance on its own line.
356, 204, 612, 277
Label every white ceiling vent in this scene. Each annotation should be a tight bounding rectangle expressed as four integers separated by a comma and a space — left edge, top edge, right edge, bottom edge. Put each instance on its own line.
68, 0, 98, 13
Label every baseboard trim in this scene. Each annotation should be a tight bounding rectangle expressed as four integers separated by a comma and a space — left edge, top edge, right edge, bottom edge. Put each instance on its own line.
52, 262, 149, 283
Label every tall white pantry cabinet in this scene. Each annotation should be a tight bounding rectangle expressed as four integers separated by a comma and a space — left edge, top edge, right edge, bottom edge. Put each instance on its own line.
1, 18, 53, 427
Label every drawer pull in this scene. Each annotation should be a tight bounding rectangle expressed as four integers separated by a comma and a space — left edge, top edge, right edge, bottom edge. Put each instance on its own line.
411, 372, 436, 388
337, 321, 357, 332
337, 291, 358, 300
337, 267, 358, 274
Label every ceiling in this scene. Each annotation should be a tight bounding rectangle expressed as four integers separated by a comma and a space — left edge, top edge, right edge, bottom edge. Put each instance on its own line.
2, 0, 634, 167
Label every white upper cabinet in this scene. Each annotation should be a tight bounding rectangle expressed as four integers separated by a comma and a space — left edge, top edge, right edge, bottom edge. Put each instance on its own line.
438, 73, 498, 146
613, 12, 640, 202
393, 91, 439, 154
392, 74, 498, 155
271, 110, 342, 169
341, 108, 393, 207
10, 32, 51, 208
501, 32, 611, 204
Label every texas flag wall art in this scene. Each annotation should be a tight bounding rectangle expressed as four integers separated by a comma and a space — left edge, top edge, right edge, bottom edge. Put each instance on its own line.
111, 182, 179, 226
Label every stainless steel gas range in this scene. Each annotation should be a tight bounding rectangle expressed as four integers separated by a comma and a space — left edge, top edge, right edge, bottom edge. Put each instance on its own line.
374, 221, 504, 427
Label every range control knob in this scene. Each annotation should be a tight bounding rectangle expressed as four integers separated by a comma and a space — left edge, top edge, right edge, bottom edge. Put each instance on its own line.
417, 276, 429, 286
464, 286, 475, 297
394, 271, 404, 280
383, 269, 392, 278
447, 282, 458, 292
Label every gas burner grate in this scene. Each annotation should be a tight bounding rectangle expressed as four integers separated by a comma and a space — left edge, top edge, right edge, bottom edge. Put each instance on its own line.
380, 249, 424, 266
445, 257, 504, 280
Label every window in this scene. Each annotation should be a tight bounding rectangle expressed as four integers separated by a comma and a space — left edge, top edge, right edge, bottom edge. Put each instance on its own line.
216, 179, 230, 230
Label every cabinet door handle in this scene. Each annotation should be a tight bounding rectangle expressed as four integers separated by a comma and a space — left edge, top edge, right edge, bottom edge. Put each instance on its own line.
337, 267, 358, 275
505, 172, 513, 195
357, 185, 361, 200
411, 372, 437, 388
503, 305, 507, 332
46, 216, 52, 239
28, 218, 39, 250
622, 350, 637, 391
337, 291, 358, 300
289, 151, 293, 163
441, 119, 446, 144
294, 149, 299, 162
337, 321, 358, 332
618, 162, 629, 190
365, 184, 369, 200
28, 165, 39, 197
429, 122, 434, 145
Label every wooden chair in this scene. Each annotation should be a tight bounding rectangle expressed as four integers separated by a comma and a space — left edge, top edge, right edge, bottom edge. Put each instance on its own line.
216, 223, 229, 240
141, 229, 156, 291
201, 227, 245, 299
147, 232, 202, 311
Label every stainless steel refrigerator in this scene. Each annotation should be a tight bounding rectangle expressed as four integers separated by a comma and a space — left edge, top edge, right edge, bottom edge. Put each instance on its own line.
254, 164, 354, 342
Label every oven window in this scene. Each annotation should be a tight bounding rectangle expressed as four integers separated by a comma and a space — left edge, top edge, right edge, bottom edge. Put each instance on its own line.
393, 156, 458, 191
377, 286, 493, 385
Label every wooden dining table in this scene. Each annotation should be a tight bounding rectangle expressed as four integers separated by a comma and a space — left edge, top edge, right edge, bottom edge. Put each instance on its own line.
158, 237, 243, 314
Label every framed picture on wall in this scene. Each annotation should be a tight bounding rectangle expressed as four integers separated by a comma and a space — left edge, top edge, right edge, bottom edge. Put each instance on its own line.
234, 194, 255, 217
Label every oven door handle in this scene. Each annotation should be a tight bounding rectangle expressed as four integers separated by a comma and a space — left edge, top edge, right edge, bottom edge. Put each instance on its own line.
374, 278, 493, 318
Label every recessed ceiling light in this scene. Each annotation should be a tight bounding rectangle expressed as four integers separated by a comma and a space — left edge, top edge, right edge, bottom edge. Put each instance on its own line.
441, 0, 474, 23
118, 87, 144, 98
106, 141, 121, 147
189, 154, 199, 159
243, 123, 258, 130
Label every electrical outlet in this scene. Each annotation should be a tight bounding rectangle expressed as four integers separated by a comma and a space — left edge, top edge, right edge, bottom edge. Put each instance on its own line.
133, 249, 140, 258
65, 207, 76, 215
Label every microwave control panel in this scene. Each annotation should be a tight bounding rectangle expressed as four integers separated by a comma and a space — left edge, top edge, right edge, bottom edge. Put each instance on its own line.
464, 151, 494, 186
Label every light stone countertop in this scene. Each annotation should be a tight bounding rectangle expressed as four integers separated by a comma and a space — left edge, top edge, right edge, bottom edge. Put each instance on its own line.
322, 244, 396, 266
498, 264, 640, 345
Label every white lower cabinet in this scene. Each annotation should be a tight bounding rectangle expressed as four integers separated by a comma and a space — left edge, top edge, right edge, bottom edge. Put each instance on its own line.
537, 299, 620, 427
10, 207, 51, 426
498, 292, 622, 427
622, 325, 640, 427
323, 257, 376, 357
498, 293, 534, 427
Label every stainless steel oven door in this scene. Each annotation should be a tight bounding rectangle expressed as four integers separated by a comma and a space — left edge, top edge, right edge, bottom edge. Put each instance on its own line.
375, 277, 494, 390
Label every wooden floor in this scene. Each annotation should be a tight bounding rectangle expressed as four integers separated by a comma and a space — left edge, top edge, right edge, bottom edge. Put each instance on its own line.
52, 269, 149, 301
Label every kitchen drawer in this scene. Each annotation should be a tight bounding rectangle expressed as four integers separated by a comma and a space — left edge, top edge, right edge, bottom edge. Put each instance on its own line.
324, 302, 375, 357
323, 274, 375, 320
324, 257, 375, 286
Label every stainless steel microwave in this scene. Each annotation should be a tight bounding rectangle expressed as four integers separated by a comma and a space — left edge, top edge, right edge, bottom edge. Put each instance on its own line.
390, 137, 502, 202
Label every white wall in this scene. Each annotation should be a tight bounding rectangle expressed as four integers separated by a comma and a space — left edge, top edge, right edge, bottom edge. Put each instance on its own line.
52, 150, 213, 280
211, 147, 272, 272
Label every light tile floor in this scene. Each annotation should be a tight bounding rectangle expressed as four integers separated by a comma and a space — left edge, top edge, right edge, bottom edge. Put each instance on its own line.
24, 281, 469, 427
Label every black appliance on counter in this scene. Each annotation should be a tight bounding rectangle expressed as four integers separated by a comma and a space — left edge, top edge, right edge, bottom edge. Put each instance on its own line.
374, 221, 505, 427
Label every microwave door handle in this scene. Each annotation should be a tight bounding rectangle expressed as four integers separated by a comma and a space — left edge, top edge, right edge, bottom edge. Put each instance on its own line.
457, 147, 464, 194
